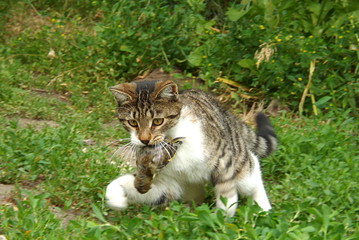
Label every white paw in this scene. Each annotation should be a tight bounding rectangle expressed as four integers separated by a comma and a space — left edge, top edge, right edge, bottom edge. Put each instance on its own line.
258, 202, 272, 212
105, 174, 134, 210
106, 184, 128, 210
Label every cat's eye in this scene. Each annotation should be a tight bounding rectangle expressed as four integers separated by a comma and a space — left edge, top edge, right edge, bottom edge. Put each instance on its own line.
128, 120, 138, 127
152, 118, 164, 126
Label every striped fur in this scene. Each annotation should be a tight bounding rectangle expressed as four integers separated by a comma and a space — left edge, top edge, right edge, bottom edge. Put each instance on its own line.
106, 80, 277, 216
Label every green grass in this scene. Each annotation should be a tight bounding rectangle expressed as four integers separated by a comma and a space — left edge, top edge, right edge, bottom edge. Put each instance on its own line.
0, 1, 358, 239
1, 113, 358, 239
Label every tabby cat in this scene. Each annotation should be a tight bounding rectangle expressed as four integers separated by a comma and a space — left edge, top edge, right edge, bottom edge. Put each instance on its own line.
105, 79, 277, 216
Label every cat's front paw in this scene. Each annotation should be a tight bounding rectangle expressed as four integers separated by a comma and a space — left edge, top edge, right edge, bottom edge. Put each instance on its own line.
105, 174, 134, 210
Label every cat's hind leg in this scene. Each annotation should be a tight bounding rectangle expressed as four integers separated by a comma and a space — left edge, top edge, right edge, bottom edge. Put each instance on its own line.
236, 153, 271, 211
252, 181, 271, 211
214, 181, 238, 217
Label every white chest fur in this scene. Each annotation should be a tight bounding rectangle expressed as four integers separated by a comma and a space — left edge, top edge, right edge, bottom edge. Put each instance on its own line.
164, 107, 211, 183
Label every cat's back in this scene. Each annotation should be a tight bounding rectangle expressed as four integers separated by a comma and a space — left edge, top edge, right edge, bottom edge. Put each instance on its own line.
181, 88, 255, 149
180, 89, 227, 118
180, 89, 236, 133
179, 88, 277, 159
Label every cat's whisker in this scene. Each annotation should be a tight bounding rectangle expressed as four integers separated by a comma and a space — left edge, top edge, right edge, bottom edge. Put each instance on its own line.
158, 143, 166, 162
115, 137, 132, 141
161, 141, 176, 155
160, 141, 172, 159
119, 142, 136, 165
133, 145, 138, 162
127, 143, 137, 165
150, 143, 160, 163
123, 144, 134, 159
110, 141, 138, 166
110, 143, 128, 160
152, 143, 161, 161
155, 142, 162, 161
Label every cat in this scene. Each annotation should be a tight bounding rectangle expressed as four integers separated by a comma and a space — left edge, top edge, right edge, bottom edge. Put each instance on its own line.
105, 79, 277, 216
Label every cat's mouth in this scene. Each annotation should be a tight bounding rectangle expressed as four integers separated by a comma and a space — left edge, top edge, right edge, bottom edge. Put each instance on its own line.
151, 135, 165, 146
139, 137, 185, 149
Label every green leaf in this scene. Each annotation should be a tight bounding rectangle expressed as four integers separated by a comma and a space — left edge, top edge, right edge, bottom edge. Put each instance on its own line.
91, 204, 107, 223
238, 59, 255, 69
119, 45, 132, 53
307, 3, 321, 16
315, 96, 331, 107
226, 5, 251, 22
197, 210, 215, 228
226, 8, 243, 22
219, 196, 228, 206
215, 210, 225, 225
301, 226, 316, 232
85, 220, 99, 228
94, 25, 104, 33
188, 47, 204, 66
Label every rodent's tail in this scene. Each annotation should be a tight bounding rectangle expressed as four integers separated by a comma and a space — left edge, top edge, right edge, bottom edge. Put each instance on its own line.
253, 113, 278, 158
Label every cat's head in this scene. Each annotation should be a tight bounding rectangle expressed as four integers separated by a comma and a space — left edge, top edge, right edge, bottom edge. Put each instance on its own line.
110, 80, 182, 146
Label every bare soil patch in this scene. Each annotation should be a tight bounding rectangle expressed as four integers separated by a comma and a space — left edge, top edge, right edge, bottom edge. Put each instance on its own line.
15, 118, 60, 131
30, 88, 70, 103
0, 184, 15, 203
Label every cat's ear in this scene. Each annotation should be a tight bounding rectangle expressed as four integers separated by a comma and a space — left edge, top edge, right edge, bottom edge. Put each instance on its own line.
109, 83, 137, 105
154, 80, 179, 100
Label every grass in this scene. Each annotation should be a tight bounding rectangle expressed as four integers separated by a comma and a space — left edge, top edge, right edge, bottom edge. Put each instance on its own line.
0, 1, 358, 239
1, 110, 357, 239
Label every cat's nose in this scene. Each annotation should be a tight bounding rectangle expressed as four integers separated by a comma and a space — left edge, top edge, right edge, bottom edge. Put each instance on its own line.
140, 140, 150, 145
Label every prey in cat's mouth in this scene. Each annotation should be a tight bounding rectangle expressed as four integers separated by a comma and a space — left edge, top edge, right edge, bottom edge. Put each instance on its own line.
134, 137, 184, 194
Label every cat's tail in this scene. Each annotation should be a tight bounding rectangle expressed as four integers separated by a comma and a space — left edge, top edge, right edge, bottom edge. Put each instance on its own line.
253, 113, 278, 158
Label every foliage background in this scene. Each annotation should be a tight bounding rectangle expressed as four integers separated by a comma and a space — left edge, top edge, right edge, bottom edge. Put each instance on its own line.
0, 0, 358, 239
